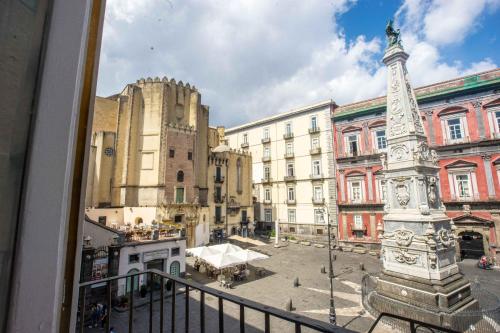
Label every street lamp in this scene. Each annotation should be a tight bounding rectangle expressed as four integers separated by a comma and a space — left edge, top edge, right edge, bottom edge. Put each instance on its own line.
318, 207, 336, 325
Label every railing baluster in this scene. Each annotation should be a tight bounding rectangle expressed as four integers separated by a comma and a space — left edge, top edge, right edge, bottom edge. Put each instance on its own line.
160, 276, 164, 333
79, 287, 86, 333
218, 297, 224, 333
295, 322, 301, 333
149, 272, 154, 333
129, 275, 135, 333
239, 304, 245, 333
264, 313, 270, 333
200, 291, 205, 333
171, 280, 176, 333
185, 285, 189, 333
106, 281, 112, 333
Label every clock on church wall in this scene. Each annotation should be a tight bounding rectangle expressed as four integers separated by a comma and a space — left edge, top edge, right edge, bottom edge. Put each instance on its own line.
104, 147, 114, 156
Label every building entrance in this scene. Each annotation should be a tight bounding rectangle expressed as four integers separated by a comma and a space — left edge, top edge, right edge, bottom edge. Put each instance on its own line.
458, 231, 485, 259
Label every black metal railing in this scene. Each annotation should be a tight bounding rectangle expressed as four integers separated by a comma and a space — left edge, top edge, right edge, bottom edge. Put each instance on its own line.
368, 313, 460, 333
78, 269, 352, 333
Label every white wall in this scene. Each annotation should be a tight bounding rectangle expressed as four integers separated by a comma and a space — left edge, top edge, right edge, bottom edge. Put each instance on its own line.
85, 206, 159, 228
117, 239, 186, 295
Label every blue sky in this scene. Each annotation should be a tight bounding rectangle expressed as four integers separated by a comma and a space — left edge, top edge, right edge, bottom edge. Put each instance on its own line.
98, 0, 500, 127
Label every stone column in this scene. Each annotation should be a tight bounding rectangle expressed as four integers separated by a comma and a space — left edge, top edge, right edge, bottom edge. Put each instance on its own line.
362, 121, 369, 152
369, 213, 377, 241
367, 167, 374, 201
342, 213, 348, 240
424, 110, 435, 145
482, 154, 496, 199
339, 170, 346, 202
472, 101, 486, 139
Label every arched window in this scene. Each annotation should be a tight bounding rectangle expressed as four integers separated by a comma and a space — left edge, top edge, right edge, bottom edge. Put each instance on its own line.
177, 170, 184, 182
236, 158, 242, 193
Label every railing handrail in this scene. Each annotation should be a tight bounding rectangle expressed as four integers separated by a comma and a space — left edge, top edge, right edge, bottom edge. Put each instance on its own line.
368, 312, 460, 333
80, 269, 353, 332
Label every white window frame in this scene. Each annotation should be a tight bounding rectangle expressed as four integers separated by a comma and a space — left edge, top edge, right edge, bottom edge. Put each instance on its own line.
375, 177, 387, 203
447, 168, 479, 201
243, 133, 248, 144
287, 162, 294, 177
440, 113, 469, 144
264, 166, 271, 180
311, 136, 320, 149
264, 209, 272, 222
311, 115, 318, 130
486, 107, 500, 139
286, 142, 294, 155
372, 128, 387, 152
264, 188, 271, 201
263, 127, 270, 139
312, 160, 321, 176
314, 209, 324, 224
344, 132, 360, 156
313, 185, 323, 201
287, 187, 295, 201
347, 177, 365, 203
264, 146, 270, 158
288, 209, 296, 223
285, 122, 293, 135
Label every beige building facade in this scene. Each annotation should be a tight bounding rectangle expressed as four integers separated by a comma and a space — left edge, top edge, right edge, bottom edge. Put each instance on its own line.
85, 77, 252, 247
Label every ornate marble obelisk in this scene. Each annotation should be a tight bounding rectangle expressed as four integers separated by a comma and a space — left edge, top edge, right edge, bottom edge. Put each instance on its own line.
369, 21, 478, 329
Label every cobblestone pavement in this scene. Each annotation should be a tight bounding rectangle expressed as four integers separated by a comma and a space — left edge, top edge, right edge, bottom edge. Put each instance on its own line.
81, 242, 500, 333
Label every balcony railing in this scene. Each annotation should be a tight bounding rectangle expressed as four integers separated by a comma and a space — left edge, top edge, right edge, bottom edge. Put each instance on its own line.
214, 194, 225, 203
310, 173, 324, 180
214, 176, 225, 183
263, 198, 272, 204
241, 142, 249, 148
78, 270, 349, 333
261, 177, 273, 184
284, 152, 294, 159
262, 156, 271, 162
443, 136, 471, 145
214, 216, 226, 224
287, 199, 296, 205
261, 137, 271, 144
284, 175, 296, 182
309, 127, 320, 134
312, 197, 325, 205
310, 147, 322, 155
283, 132, 294, 140
449, 193, 481, 202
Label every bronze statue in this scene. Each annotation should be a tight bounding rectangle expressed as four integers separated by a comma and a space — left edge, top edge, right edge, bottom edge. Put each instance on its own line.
385, 19, 401, 47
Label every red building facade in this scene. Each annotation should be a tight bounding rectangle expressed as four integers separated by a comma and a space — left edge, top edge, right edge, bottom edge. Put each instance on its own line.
332, 69, 500, 262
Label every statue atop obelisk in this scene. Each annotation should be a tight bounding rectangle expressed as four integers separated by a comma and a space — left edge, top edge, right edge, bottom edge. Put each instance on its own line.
367, 20, 478, 330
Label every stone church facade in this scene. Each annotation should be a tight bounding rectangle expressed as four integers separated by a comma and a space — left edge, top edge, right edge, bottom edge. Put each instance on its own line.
85, 77, 252, 247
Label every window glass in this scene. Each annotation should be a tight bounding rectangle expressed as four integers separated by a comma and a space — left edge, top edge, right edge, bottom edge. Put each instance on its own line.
264, 166, 271, 180
447, 118, 463, 140
311, 137, 320, 149
314, 209, 324, 223
264, 146, 270, 157
349, 181, 362, 202
286, 142, 293, 154
243, 133, 248, 143
455, 174, 470, 198
264, 209, 272, 222
288, 187, 295, 201
314, 186, 323, 200
312, 160, 321, 176
288, 209, 296, 223
172, 248, 180, 256
495, 111, 500, 132
311, 116, 318, 129
285, 123, 292, 135
347, 135, 358, 155
263, 128, 270, 139
287, 163, 294, 177
188, 151, 193, 160
264, 188, 271, 201
375, 130, 387, 150
175, 187, 184, 203
169, 149, 175, 158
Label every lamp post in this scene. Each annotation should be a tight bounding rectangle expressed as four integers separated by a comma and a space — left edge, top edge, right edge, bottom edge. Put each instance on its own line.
319, 206, 336, 325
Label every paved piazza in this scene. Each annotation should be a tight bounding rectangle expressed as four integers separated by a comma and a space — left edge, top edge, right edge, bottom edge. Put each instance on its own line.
92, 241, 500, 332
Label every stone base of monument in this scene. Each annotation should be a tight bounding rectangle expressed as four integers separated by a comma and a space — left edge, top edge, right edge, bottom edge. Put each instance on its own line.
369, 270, 481, 331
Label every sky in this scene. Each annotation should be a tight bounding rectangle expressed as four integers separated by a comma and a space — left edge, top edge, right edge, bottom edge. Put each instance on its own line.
97, 0, 500, 127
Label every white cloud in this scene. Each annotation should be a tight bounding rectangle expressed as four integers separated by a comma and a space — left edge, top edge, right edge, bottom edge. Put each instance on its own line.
97, 0, 498, 126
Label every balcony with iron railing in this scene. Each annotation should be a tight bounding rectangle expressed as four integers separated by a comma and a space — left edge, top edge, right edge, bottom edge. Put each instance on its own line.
310, 147, 322, 155
262, 156, 271, 162
309, 126, 320, 134
261, 177, 273, 184
283, 132, 294, 140
284, 175, 296, 182
261, 137, 271, 144
241, 142, 249, 148
287, 199, 296, 205
214, 216, 226, 224
214, 175, 225, 183
77, 270, 354, 333
214, 194, 225, 204
312, 197, 325, 205
448, 193, 481, 202
263, 198, 272, 204
309, 173, 324, 180
284, 152, 294, 159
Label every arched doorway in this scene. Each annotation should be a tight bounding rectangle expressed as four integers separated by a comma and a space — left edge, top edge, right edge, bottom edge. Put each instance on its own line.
126, 269, 140, 293
458, 231, 485, 259
170, 261, 180, 277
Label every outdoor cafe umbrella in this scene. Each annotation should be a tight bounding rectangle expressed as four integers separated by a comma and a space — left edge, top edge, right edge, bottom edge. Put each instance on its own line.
208, 243, 242, 254
186, 246, 219, 258
229, 249, 269, 263
202, 252, 246, 269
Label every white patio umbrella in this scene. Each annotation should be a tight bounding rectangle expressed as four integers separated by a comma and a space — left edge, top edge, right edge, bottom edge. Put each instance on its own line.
202, 253, 246, 269
229, 249, 269, 263
208, 243, 243, 255
186, 246, 219, 258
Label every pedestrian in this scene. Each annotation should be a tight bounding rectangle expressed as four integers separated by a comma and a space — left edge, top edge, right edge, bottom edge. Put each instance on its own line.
109, 326, 116, 333
100, 303, 108, 328
89, 303, 98, 328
